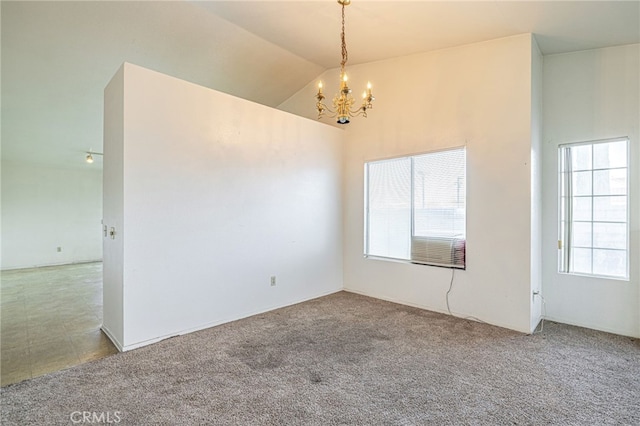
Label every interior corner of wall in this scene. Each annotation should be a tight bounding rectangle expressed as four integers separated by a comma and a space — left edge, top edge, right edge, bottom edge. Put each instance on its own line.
531, 35, 542, 58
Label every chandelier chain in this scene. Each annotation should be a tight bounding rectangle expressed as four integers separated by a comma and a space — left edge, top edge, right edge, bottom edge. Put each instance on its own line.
340, 3, 348, 73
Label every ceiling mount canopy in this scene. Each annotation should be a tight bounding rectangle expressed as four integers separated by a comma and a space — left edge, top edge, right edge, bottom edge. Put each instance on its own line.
316, 0, 375, 125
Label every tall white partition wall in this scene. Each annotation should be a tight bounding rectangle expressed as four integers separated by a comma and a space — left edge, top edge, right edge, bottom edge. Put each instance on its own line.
103, 63, 344, 351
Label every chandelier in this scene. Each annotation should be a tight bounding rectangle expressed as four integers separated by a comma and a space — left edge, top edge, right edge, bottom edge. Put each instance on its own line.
316, 0, 375, 124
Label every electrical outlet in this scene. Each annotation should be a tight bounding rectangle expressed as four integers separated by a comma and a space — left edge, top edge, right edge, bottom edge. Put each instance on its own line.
270, 276, 276, 286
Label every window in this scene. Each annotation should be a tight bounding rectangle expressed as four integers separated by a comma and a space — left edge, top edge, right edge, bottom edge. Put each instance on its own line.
558, 138, 629, 279
365, 148, 466, 268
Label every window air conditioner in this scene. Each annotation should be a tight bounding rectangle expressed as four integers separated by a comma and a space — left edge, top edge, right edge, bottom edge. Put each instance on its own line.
411, 236, 465, 268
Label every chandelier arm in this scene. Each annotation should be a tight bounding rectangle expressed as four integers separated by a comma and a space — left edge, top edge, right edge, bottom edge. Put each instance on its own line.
322, 105, 337, 116
347, 107, 366, 117
316, 100, 337, 119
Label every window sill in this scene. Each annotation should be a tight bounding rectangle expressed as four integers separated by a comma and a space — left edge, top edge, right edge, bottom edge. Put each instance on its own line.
364, 254, 465, 270
557, 271, 629, 282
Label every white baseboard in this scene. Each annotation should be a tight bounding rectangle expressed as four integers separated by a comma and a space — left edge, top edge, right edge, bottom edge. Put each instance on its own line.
543, 314, 639, 339
100, 324, 124, 352
343, 287, 531, 334
119, 288, 343, 352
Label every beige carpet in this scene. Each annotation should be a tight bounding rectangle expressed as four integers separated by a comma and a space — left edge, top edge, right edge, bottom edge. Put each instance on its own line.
1, 291, 639, 425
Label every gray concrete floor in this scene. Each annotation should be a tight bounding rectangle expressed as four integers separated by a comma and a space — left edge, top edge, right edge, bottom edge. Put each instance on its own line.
1, 262, 118, 386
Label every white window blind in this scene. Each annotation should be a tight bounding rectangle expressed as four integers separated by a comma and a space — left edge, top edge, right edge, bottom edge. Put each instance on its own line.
365, 157, 411, 260
365, 148, 466, 268
558, 138, 629, 279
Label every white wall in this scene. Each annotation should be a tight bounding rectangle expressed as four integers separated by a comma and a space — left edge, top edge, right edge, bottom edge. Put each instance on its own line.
103, 63, 344, 351
530, 38, 544, 331
102, 65, 125, 347
542, 44, 640, 338
1, 161, 102, 270
282, 34, 541, 333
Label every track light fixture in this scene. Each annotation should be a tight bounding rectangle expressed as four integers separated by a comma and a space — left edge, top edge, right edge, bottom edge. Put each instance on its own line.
85, 150, 103, 164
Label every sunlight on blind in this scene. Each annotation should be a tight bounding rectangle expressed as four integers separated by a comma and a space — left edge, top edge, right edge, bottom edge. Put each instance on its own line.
366, 157, 411, 260
413, 150, 466, 239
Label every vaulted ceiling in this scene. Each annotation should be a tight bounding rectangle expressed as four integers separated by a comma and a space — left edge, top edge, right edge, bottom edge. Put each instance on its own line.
2, 1, 638, 168
197, 1, 640, 67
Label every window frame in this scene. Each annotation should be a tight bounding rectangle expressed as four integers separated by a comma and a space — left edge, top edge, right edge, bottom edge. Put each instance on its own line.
364, 146, 467, 269
557, 137, 630, 281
